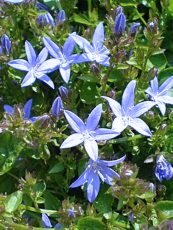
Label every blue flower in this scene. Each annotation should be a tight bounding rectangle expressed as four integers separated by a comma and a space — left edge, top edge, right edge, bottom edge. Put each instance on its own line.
42, 214, 62, 229
70, 155, 126, 202
60, 104, 119, 161
70, 22, 110, 66
36, 12, 55, 28
8, 41, 59, 89
145, 76, 173, 115
114, 7, 126, 36
67, 207, 77, 218
1, 34, 11, 56
102, 80, 156, 136
51, 96, 63, 117
155, 155, 173, 182
4, 99, 38, 122
43, 36, 85, 83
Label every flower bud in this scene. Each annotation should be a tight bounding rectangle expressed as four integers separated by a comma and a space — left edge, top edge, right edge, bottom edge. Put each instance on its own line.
1, 34, 11, 56
58, 86, 69, 98
51, 96, 63, 117
114, 8, 126, 36
56, 10, 66, 25
36, 12, 55, 28
155, 155, 173, 181
129, 22, 140, 36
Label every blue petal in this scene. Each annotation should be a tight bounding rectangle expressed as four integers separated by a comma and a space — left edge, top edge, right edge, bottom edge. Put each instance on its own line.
96, 54, 110, 66
70, 168, 89, 188
159, 76, 173, 95
64, 110, 85, 133
59, 65, 71, 83
36, 47, 48, 65
63, 36, 76, 57
129, 101, 156, 118
94, 128, 119, 141
150, 77, 158, 94
60, 133, 84, 149
92, 22, 104, 47
70, 54, 90, 64
100, 155, 126, 167
43, 37, 62, 59
112, 117, 127, 132
42, 213, 52, 228
160, 95, 173, 105
4, 0, 24, 3
37, 58, 60, 73
87, 170, 100, 202
21, 71, 36, 87
86, 104, 102, 131
37, 74, 55, 89
70, 33, 93, 53
101, 166, 120, 185
51, 96, 63, 116
84, 139, 98, 161
8, 59, 30, 72
157, 102, 166, 115
23, 99, 32, 119
25, 41, 36, 66
4, 105, 14, 115
122, 80, 136, 115
129, 118, 152, 136
101, 96, 122, 117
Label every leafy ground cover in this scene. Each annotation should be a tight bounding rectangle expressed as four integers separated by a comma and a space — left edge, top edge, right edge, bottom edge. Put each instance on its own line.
1, 0, 173, 229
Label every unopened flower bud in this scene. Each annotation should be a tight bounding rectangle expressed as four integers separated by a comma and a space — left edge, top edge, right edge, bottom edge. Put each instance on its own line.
58, 86, 69, 98
56, 9, 66, 25
129, 22, 140, 36
1, 34, 11, 56
114, 8, 126, 36
51, 96, 63, 117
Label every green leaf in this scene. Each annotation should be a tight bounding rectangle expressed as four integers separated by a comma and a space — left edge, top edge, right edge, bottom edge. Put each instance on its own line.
4, 191, 23, 213
77, 217, 105, 230
155, 201, 173, 220
150, 54, 167, 71
73, 14, 96, 26
80, 82, 99, 104
48, 162, 64, 174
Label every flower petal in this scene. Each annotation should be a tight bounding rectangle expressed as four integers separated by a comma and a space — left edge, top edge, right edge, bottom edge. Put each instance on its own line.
84, 139, 98, 161
70, 168, 89, 188
92, 22, 104, 47
70, 32, 93, 53
59, 65, 71, 83
101, 155, 126, 167
37, 74, 55, 89
157, 102, 166, 115
129, 101, 156, 118
94, 128, 119, 141
86, 104, 102, 131
21, 71, 36, 87
43, 37, 62, 59
101, 96, 122, 117
122, 80, 136, 115
129, 118, 152, 136
23, 99, 32, 119
8, 59, 30, 71
41, 214, 52, 228
112, 117, 127, 133
4, 105, 14, 114
37, 58, 60, 73
159, 76, 173, 95
160, 95, 173, 105
25, 41, 36, 65
36, 47, 48, 64
60, 133, 84, 149
64, 110, 85, 133
101, 167, 120, 185
150, 77, 158, 94
87, 170, 100, 202
63, 36, 76, 57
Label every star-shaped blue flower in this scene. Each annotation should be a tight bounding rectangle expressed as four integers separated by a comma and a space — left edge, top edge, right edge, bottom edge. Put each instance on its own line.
8, 41, 60, 89
102, 80, 155, 136
70, 155, 126, 202
70, 22, 110, 66
155, 155, 173, 182
60, 104, 119, 161
145, 76, 173, 115
43, 36, 85, 83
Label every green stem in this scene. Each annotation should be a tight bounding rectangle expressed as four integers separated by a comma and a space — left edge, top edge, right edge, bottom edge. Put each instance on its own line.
19, 204, 58, 215
56, 0, 62, 10
109, 134, 144, 144
88, 0, 92, 18
134, 7, 147, 26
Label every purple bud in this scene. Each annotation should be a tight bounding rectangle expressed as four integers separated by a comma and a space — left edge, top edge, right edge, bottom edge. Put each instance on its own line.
1, 34, 11, 56
115, 6, 123, 15
36, 12, 55, 28
129, 22, 140, 36
58, 86, 69, 98
56, 10, 66, 25
114, 10, 126, 36
42, 214, 52, 228
51, 96, 63, 117
67, 207, 76, 218
155, 155, 173, 182
148, 20, 158, 33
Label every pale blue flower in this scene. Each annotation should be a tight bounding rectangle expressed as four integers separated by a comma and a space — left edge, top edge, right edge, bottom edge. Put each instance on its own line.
8, 41, 60, 89
43, 36, 85, 83
155, 155, 173, 182
102, 80, 155, 136
4, 0, 24, 3
60, 104, 119, 161
70, 22, 110, 66
70, 155, 126, 202
145, 76, 173, 115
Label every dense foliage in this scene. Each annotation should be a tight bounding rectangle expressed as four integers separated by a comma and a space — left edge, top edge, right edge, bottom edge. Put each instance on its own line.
1, 0, 173, 229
